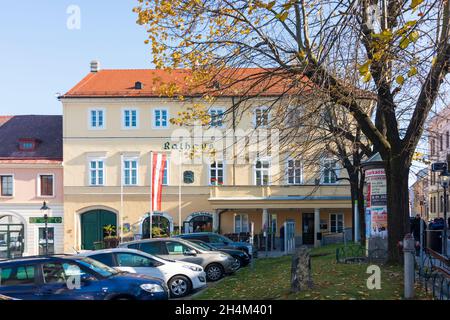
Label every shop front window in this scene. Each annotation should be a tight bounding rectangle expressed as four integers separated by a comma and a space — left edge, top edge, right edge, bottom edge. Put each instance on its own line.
0, 215, 24, 259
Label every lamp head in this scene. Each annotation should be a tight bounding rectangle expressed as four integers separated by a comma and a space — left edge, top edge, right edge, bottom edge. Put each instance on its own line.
440, 171, 450, 188
40, 201, 50, 211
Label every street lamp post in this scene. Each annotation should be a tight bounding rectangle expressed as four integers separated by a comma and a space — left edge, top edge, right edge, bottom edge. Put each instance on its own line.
439, 171, 449, 256
40, 201, 50, 255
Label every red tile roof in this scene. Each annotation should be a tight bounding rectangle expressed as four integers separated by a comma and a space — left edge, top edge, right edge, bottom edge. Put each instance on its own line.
62, 68, 313, 98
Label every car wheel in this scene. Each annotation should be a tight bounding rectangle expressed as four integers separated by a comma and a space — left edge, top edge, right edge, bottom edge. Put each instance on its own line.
233, 258, 241, 270
169, 275, 192, 298
206, 263, 224, 281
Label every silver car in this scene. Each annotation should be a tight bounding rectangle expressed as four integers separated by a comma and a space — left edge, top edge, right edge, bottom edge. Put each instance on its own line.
119, 238, 237, 281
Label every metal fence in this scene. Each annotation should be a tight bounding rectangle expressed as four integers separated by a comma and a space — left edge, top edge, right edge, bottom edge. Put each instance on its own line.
335, 243, 388, 264
416, 227, 450, 300
321, 227, 353, 246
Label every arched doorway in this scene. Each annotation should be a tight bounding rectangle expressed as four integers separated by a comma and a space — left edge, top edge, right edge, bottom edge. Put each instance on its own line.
80, 210, 116, 250
142, 212, 173, 238
0, 214, 25, 259
184, 212, 214, 233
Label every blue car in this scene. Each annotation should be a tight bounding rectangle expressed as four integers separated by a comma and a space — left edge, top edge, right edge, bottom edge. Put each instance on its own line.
0, 255, 169, 300
176, 232, 257, 258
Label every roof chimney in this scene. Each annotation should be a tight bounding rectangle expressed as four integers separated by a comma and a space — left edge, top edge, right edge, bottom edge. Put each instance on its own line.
90, 60, 100, 73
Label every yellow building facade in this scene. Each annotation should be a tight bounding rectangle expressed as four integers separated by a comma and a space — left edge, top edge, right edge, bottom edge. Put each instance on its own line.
60, 66, 353, 252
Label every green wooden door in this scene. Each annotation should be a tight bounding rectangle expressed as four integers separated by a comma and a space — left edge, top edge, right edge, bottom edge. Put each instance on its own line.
81, 210, 116, 250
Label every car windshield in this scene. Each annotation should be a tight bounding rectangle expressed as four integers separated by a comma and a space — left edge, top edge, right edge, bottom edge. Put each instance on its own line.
219, 235, 233, 242
181, 240, 208, 252
75, 257, 119, 278
192, 241, 215, 251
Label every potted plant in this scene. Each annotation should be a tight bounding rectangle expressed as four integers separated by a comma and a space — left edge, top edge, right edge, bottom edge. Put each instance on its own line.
152, 226, 170, 238
103, 225, 120, 249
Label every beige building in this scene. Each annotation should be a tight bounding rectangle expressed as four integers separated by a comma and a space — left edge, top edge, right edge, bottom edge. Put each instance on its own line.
428, 106, 450, 220
60, 63, 353, 252
410, 168, 429, 220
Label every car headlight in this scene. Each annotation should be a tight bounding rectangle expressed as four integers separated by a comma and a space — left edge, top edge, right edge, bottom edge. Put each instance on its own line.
140, 283, 165, 293
219, 254, 230, 259
183, 265, 203, 272
247, 245, 253, 254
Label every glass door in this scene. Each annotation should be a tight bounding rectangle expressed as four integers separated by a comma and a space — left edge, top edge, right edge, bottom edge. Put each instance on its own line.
0, 224, 25, 259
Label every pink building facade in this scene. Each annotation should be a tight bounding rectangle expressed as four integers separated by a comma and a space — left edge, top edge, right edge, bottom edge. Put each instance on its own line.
0, 116, 64, 258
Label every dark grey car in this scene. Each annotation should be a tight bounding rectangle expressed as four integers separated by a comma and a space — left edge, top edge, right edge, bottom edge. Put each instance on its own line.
119, 238, 237, 281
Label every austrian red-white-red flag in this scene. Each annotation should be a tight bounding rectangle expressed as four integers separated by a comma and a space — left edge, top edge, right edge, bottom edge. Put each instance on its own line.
151, 153, 167, 212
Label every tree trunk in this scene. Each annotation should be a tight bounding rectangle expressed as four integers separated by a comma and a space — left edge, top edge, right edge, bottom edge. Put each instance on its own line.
385, 156, 410, 264
358, 170, 366, 244
349, 173, 359, 242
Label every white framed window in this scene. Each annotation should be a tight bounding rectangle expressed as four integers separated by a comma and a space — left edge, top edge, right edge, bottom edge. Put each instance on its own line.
285, 105, 303, 127
209, 108, 225, 127
153, 109, 169, 128
89, 159, 105, 186
37, 174, 54, 197
254, 158, 270, 186
0, 175, 14, 197
254, 107, 269, 128
122, 109, 139, 129
286, 158, 302, 185
330, 213, 344, 233
162, 159, 169, 185
322, 159, 338, 184
123, 158, 139, 186
209, 161, 224, 185
89, 108, 105, 129
234, 214, 249, 233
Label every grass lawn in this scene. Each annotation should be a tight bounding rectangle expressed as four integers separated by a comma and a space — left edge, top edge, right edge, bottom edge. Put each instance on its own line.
194, 244, 432, 300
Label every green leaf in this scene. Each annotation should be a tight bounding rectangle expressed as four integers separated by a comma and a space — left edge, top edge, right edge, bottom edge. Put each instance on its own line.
405, 20, 417, 27
399, 36, 411, 49
362, 72, 372, 83
266, 1, 276, 10
276, 11, 289, 22
407, 66, 417, 77
409, 30, 419, 43
283, 2, 293, 11
410, 0, 424, 9
358, 60, 371, 76
396, 75, 405, 85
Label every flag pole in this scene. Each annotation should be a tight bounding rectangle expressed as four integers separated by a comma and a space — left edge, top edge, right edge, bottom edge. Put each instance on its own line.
120, 153, 124, 243
178, 149, 182, 233
149, 151, 153, 239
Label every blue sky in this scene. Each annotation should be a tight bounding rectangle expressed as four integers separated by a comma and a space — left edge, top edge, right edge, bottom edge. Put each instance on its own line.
0, 1, 152, 115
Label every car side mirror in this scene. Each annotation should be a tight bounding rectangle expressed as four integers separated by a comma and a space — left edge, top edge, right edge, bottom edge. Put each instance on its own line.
184, 249, 197, 256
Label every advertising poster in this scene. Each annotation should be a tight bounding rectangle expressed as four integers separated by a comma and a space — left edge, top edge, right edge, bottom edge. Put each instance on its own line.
365, 208, 371, 239
370, 176, 387, 206
370, 206, 388, 238
364, 168, 388, 239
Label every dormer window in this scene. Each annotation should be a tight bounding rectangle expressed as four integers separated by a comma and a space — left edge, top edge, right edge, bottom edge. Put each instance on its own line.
135, 81, 143, 90
18, 138, 38, 151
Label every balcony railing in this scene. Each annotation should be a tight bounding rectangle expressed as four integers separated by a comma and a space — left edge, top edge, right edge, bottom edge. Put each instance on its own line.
209, 184, 351, 199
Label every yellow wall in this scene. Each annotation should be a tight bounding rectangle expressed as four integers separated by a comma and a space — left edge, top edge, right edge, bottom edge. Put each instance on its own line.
61, 96, 353, 251
219, 208, 352, 236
